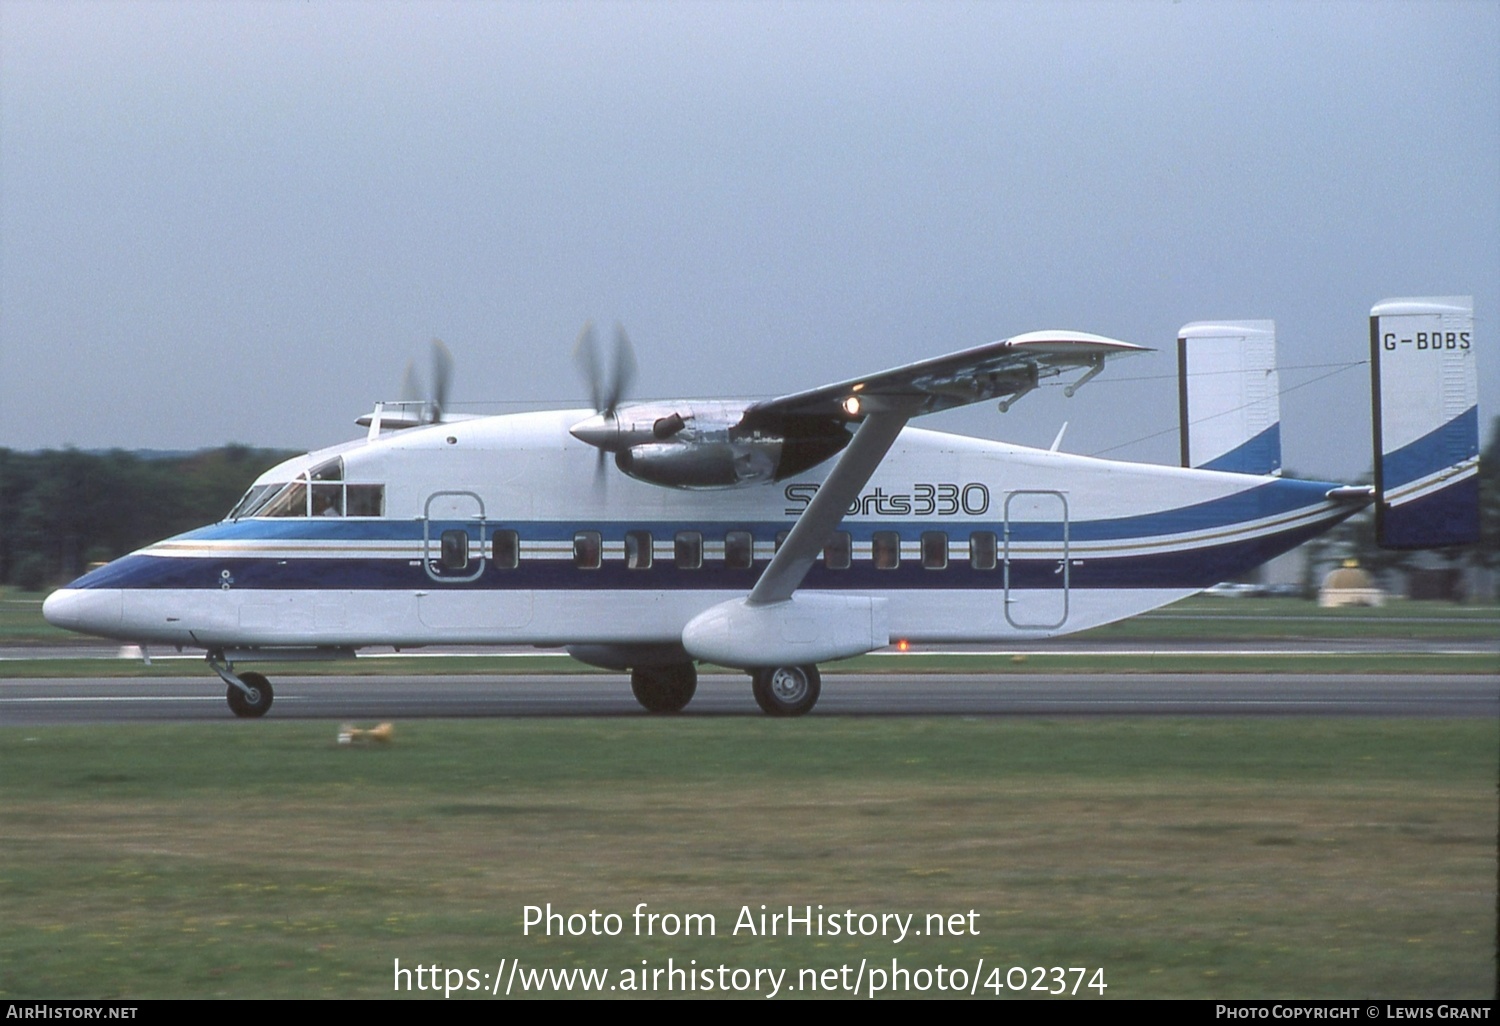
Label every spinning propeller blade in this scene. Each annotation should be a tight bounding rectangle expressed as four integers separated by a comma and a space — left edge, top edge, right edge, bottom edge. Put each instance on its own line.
429, 338, 453, 423
572, 322, 639, 484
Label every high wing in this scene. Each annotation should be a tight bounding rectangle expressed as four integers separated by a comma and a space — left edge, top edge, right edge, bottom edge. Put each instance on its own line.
743, 331, 1145, 606
741, 330, 1145, 427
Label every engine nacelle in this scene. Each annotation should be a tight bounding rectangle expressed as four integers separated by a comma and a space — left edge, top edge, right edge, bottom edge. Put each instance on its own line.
572, 400, 852, 490
616, 439, 781, 488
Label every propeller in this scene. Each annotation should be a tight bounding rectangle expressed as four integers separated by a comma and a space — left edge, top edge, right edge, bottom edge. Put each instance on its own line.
358, 338, 455, 432
572, 322, 638, 482
400, 338, 455, 424
573, 321, 636, 419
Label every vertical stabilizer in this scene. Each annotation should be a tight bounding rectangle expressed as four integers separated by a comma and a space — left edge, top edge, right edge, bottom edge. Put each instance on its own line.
1370, 296, 1478, 548
1177, 320, 1281, 475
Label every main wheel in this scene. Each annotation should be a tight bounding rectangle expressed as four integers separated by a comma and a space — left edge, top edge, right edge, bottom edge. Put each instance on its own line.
226, 671, 273, 718
751, 665, 821, 717
630, 663, 697, 714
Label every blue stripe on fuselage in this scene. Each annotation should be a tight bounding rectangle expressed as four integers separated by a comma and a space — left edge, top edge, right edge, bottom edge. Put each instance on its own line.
65, 479, 1357, 594
131, 475, 1340, 546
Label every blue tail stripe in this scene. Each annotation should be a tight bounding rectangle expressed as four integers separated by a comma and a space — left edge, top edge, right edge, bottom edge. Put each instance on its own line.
1381, 406, 1479, 489
1199, 423, 1281, 475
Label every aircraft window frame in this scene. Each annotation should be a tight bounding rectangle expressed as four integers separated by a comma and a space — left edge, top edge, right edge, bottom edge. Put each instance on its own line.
574, 531, 603, 570
439, 529, 469, 570
724, 530, 754, 570
824, 531, 851, 570
492, 530, 520, 570
872, 531, 901, 570
309, 458, 342, 482
311, 483, 344, 517
345, 484, 384, 518
258, 481, 309, 518
624, 530, 653, 570
921, 531, 948, 570
675, 531, 702, 570
232, 456, 384, 519
227, 484, 275, 520
969, 530, 998, 571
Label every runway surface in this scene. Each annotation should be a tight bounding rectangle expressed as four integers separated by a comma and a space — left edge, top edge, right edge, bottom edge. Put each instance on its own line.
2, 672, 1495, 725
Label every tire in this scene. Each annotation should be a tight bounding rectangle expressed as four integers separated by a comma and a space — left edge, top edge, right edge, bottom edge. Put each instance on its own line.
226, 671, 273, 718
630, 663, 697, 714
751, 665, 821, 717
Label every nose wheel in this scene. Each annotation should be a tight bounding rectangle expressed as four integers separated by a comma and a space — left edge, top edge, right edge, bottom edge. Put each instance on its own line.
751, 664, 821, 717
225, 671, 274, 718
209, 654, 275, 718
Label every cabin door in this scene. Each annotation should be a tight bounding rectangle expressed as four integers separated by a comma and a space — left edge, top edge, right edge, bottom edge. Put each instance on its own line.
1003, 490, 1070, 630
423, 491, 487, 583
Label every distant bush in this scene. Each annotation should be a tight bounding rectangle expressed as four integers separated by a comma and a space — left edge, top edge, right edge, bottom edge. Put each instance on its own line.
0, 446, 297, 588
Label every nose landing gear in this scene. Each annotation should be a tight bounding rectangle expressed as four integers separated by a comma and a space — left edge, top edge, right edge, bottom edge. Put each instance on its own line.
209, 653, 274, 718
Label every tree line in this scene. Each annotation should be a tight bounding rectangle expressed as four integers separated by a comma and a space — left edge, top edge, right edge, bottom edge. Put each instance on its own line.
0, 446, 295, 590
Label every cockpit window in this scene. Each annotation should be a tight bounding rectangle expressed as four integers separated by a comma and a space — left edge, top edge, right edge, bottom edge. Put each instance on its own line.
227, 457, 385, 519
226, 484, 276, 520
345, 485, 383, 517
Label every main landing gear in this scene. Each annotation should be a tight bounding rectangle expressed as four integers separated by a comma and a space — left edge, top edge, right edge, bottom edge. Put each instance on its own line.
629, 661, 823, 716
209, 654, 274, 718
630, 663, 698, 713
751, 664, 821, 717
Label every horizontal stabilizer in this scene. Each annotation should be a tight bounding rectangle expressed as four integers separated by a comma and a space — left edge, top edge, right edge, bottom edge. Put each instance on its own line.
1177, 320, 1281, 475
1370, 296, 1479, 548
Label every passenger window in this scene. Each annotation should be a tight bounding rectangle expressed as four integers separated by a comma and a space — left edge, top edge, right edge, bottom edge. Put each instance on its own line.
969, 531, 997, 571
675, 531, 702, 570
440, 529, 469, 570
824, 531, 851, 570
625, 530, 652, 570
724, 531, 753, 569
573, 530, 602, 570
872, 531, 900, 570
921, 531, 948, 570
492, 530, 519, 570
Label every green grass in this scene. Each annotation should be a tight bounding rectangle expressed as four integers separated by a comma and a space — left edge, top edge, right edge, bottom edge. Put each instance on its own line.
0, 590, 76, 644
2, 718, 1494, 999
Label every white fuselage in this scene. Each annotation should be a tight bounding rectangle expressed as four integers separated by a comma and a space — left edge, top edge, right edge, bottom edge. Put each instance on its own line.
43, 410, 1357, 657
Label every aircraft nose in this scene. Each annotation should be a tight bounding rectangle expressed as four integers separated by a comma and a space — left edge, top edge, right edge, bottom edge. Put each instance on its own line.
42, 588, 123, 635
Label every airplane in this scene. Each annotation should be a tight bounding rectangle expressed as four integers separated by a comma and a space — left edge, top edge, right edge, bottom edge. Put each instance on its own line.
41, 296, 1479, 718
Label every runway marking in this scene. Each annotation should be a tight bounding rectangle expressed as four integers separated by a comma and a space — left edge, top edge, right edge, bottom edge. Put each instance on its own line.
0, 695, 304, 703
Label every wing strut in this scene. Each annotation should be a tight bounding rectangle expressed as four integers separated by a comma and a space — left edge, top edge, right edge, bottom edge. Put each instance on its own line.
747, 410, 911, 606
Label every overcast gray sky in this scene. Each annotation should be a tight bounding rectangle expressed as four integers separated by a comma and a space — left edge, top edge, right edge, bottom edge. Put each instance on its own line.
3, 0, 1496, 480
